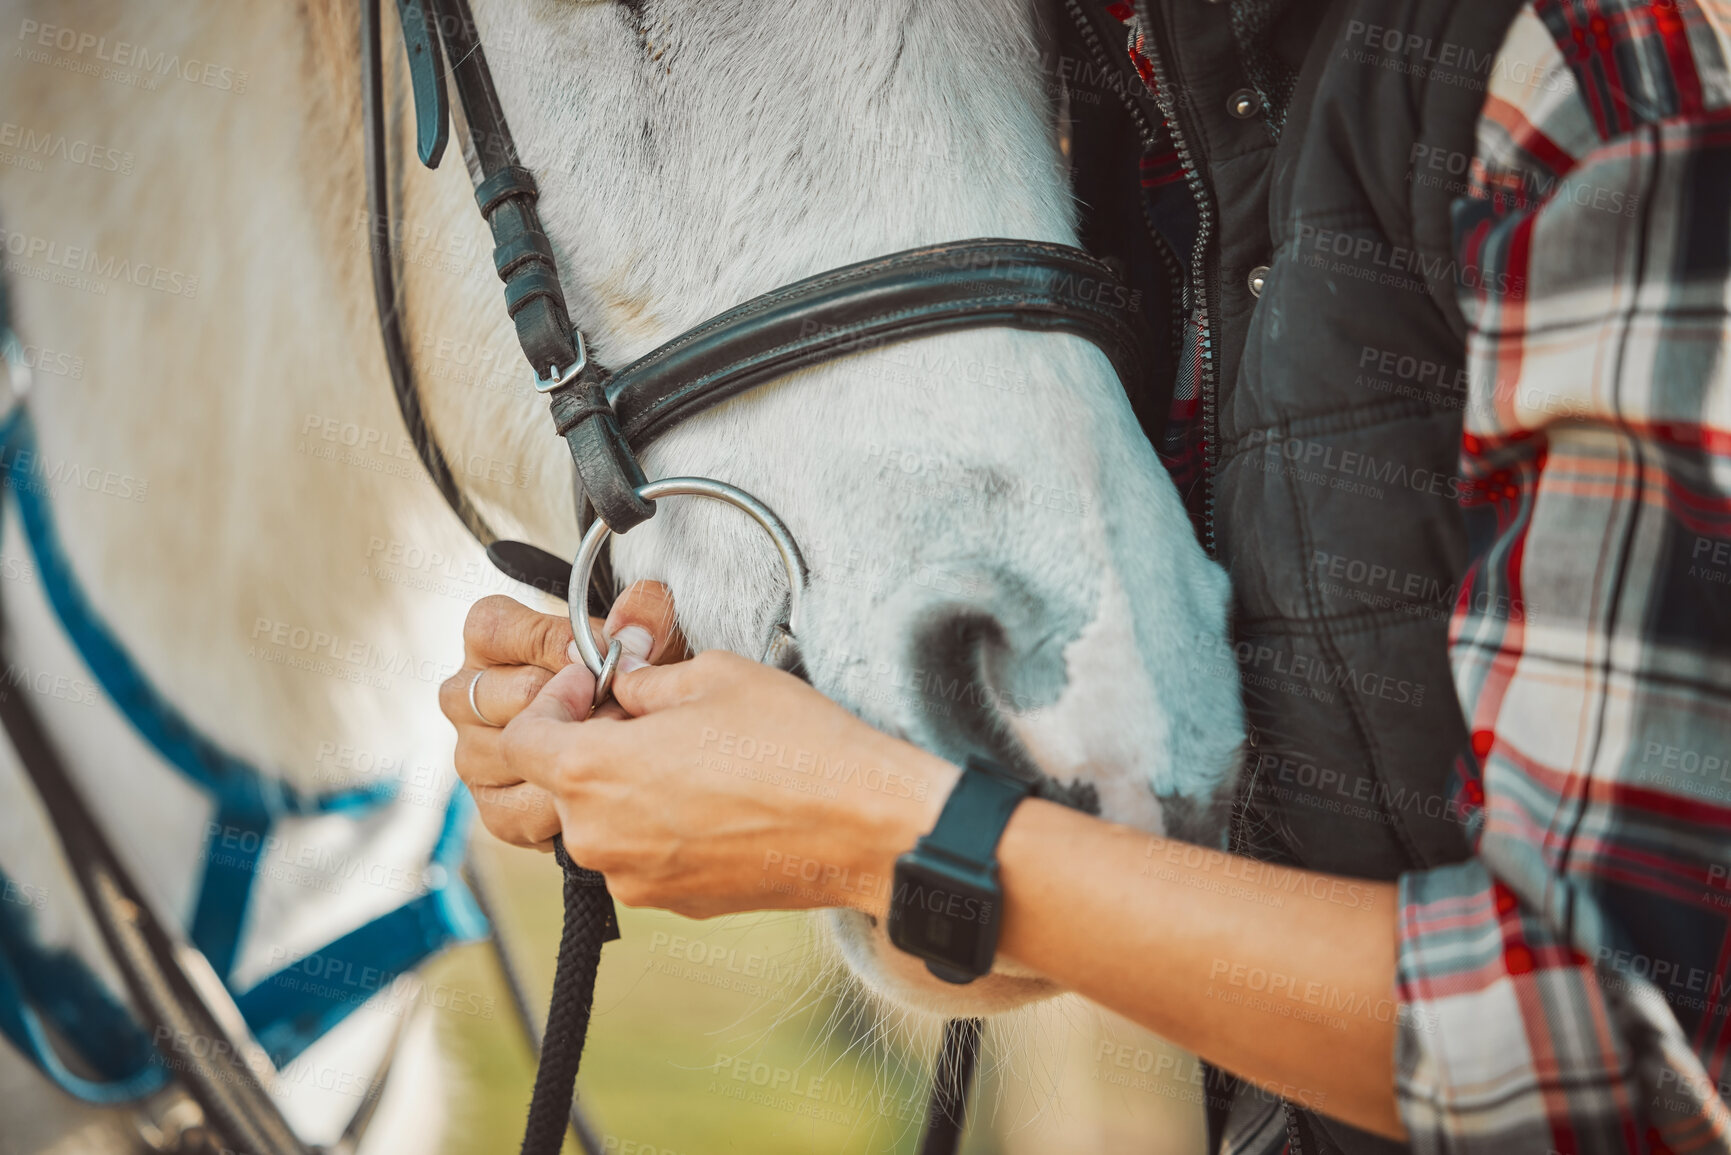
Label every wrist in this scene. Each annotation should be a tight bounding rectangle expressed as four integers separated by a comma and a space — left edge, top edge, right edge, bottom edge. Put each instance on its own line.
841, 739, 958, 918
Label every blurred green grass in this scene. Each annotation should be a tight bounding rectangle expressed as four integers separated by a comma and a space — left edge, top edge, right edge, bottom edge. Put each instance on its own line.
428, 840, 1202, 1155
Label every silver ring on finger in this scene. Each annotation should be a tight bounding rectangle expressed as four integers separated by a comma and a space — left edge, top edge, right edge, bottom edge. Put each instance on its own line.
468, 668, 501, 727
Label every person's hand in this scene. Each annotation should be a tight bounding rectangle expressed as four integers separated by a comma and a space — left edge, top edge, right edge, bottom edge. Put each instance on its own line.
439, 583, 685, 848
499, 649, 957, 919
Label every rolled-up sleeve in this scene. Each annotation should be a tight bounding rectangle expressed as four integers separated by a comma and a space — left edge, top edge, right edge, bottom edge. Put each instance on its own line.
1393, 4, 1731, 1151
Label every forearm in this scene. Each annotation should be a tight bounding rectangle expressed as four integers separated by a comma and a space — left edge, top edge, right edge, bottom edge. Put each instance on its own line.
569, 647, 1409, 1136
844, 769, 1404, 1139
995, 801, 1402, 1136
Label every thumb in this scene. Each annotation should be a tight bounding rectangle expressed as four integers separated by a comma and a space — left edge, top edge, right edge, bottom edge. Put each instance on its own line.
609, 655, 707, 718
515, 662, 596, 725
602, 581, 684, 673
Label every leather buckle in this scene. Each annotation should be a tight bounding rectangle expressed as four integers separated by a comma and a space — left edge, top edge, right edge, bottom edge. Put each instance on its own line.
535, 329, 588, 393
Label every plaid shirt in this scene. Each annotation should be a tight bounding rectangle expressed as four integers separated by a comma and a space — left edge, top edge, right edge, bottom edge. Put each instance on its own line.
1394, 2, 1731, 1151
1225, 2, 1731, 1153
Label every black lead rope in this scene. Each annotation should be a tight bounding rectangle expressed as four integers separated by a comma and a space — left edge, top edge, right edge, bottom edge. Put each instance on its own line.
922, 1019, 986, 1155
518, 843, 618, 1155
516, 843, 985, 1155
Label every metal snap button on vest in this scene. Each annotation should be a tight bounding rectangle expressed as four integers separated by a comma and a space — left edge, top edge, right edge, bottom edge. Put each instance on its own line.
1228, 88, 1262, 119
1248, 265, 1270, 298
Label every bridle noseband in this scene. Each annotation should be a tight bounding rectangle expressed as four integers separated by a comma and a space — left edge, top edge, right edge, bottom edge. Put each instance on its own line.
363, 1, 1159, 1153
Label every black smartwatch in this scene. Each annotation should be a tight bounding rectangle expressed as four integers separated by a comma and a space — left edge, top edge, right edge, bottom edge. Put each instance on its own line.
887, 757, 1036, 984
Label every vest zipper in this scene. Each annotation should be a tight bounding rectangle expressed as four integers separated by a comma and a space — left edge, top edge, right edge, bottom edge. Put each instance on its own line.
1283, 1100, 1309, 1155
1123, 6, 1222, 558
1060, 0, 1160, 149
1058, 0, 1190, 429
1117, 19, 1296, 1148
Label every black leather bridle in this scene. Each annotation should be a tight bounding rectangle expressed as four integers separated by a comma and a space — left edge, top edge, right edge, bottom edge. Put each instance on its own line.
371, 0, 1153, 551
363, 1, 1158, 1153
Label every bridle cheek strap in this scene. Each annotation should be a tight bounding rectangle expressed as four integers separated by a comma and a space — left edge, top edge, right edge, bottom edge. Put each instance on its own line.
410, 0, 656, 531
474, 166, 583, 381
548, 376, 653, 533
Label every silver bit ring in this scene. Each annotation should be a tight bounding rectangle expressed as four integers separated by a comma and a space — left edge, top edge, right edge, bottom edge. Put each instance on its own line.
592, 639, 622, 710
569, 477, 807, 707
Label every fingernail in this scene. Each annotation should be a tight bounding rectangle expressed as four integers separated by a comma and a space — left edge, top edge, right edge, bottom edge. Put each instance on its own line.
615, 625, 653, 662
618, 652, 649, 673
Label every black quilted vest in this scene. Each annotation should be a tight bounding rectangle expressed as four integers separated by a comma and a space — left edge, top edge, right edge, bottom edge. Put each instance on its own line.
1069, 0, 1528, 1151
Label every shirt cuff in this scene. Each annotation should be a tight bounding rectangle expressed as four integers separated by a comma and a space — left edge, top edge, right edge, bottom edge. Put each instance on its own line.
1394, 860, 1579, 1154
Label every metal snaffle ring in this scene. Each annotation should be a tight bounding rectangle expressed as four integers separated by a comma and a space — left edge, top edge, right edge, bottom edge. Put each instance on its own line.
592, 638, 622, 707
569, 478, 808, 706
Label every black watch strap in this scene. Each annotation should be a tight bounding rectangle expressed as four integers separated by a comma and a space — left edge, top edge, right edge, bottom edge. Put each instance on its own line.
922, 759, 1037, 870
889, 757, 1037, 984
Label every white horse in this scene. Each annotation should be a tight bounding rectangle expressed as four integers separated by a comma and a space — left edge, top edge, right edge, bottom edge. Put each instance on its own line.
0, 0, 1243, 1150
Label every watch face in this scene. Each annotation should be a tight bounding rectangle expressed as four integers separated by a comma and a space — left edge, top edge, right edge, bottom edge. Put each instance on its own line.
887, 854, 999, 980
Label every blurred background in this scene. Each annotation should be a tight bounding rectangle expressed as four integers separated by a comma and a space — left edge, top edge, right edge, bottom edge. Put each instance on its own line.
429, 840, 1207, 1155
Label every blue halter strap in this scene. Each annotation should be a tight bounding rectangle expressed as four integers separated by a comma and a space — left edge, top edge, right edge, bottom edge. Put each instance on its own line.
0, 398, 488, 1103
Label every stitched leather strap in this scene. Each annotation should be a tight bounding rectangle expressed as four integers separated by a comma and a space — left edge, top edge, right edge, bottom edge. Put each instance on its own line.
431, 4, 583, 381
364, 0, 496, 543
576, 239, 1152, 531
393, 0, 447, 166
550, 375, 653, 531
609, 239, 1149, 449
416, 0, 655, 531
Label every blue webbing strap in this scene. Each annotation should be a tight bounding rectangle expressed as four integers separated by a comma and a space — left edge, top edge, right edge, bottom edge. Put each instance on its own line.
0, 865, 166, 1104
0, 407, 490, 1102
0, 793, 485, 1101
237, 793, 488, 1064
0, 409, 392, 979
0, 414, 392, 820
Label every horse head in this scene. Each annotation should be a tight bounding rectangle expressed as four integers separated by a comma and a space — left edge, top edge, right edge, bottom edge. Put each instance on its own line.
389, 0, 1245, 1017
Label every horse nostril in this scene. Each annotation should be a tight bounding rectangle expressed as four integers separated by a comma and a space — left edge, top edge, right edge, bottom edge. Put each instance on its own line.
904, 599, 1104, 816
915, 605, 1007, 683
906, 603, 1038, 778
